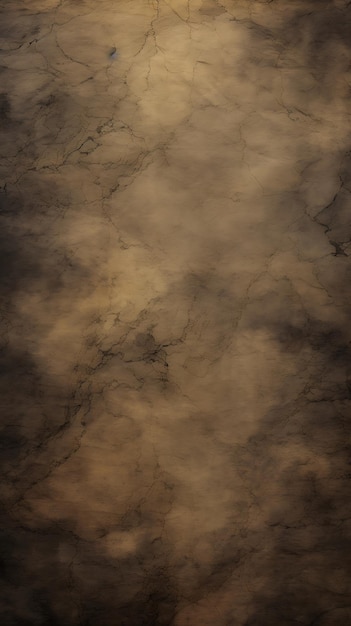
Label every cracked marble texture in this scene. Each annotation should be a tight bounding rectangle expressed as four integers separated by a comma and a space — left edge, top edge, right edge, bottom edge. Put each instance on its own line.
1, 0, 351, 624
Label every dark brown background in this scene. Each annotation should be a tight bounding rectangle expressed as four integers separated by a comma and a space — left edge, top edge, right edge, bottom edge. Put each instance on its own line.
0, 1, 351, 624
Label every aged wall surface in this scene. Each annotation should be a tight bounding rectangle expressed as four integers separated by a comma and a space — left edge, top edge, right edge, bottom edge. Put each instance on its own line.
0, 1, 351, 624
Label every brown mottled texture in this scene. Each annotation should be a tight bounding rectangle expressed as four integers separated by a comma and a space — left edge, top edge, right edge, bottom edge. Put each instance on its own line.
0, 0, 351, 624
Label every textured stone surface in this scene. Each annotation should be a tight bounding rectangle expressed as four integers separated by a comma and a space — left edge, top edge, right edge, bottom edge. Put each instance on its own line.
0, 1, 351, 624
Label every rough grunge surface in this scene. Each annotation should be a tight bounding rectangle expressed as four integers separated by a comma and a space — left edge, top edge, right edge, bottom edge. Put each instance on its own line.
1, 0, 351, 624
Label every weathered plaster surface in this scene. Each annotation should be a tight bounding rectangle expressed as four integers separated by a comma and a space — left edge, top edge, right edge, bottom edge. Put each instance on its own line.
1, 1, 351, 624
